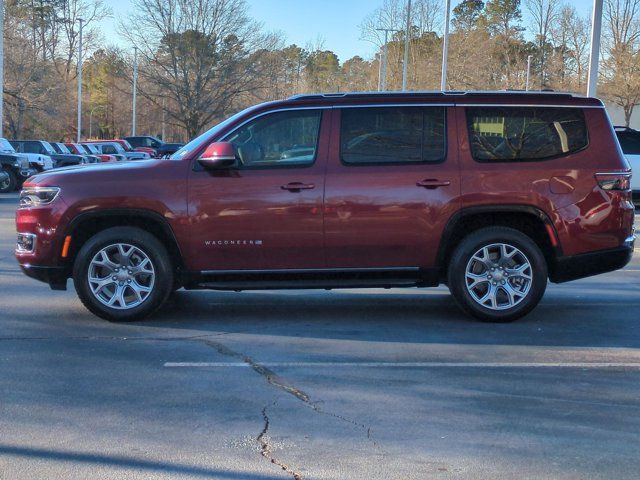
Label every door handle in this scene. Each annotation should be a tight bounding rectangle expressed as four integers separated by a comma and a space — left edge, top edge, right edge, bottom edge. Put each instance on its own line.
416, 179, 451, 189
281, 182, 315, 191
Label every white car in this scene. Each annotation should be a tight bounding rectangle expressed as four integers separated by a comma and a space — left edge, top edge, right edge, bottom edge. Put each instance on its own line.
7, 139, 54, 172
614, 126, 640, 206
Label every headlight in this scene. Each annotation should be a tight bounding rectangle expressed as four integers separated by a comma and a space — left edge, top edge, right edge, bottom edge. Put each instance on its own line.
19, 187, 61, 208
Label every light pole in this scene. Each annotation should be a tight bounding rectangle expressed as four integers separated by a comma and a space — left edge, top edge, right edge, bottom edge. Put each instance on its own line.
376, 28, 398, 91
402, 0, 411, 91
132, 46, 138, 136
587, 0, 604, 97
526, 55, 532, 91
76, 18, 84, 142
440, 0, 451, 91
161, 97, 165, 140
1, 0, 5, 138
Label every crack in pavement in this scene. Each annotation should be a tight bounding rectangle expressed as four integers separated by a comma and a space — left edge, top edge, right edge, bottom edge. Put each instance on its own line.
199, 339, 383, 475
258, 402, 303, 480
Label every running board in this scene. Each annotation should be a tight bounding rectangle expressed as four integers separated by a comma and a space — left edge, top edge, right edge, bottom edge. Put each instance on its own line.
182, 267, 440, 291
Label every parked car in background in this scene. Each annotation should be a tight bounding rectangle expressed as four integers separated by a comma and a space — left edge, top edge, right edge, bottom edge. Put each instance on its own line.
109, 139, 152, 160
9, 140, 54, 172
64, 143, 101, 164
49, 142, 86, 167
80, 142, 127, 162
156, 142, 184, 158
0, 138, 36, 193
124, 135, 163, 157
614, 126, 640, 206
76, 143, 118, 163
15, 91, 634, 322
83, 141, 145, 161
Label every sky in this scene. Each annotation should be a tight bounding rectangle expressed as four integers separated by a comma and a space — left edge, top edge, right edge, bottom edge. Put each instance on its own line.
102, 0, 594, 63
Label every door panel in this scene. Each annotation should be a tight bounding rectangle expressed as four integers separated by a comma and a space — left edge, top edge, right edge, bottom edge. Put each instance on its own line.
185, 109, 329, 272
324, 107, 461, 269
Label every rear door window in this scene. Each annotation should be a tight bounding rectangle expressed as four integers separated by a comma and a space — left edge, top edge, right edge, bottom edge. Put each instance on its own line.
466, 107, 588, 161
340, 107, 446, 165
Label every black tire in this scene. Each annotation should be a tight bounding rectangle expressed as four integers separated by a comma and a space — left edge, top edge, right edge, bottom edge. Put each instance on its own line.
73, 227, 174, 322
0, 168, 17, 193
447, 227, 547, 323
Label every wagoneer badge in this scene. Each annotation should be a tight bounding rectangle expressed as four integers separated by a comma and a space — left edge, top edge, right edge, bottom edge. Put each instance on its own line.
205, 240, 263, 246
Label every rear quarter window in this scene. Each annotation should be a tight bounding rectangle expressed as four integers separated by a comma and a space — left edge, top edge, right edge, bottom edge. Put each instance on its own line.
466, 107, 588, 162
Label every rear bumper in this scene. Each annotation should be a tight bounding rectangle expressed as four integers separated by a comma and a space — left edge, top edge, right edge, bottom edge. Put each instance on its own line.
19, 264, 68, 290
550, 235, 635, 283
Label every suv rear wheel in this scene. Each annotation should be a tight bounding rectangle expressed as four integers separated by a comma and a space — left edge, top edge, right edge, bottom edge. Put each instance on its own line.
447, 227, 547, 322
73, 227, 173, 321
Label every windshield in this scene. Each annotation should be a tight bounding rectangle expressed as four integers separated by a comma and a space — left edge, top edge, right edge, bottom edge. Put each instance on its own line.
169, 108, 251, 160
41, 141, 57, 155
0, 138, 15, 153
56, 143, 71, 154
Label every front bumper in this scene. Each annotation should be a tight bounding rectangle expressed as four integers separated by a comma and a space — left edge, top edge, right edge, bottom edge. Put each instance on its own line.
550, 234, 635, 283
19, 168, 38, 179
19, 264, 68, 290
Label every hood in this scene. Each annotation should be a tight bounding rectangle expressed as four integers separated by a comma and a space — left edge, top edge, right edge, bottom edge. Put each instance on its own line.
25, 158, 163, 187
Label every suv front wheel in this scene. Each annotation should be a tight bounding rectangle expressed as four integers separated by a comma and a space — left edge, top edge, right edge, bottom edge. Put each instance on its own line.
447, 227, 547, 322
73, 227, 174, 321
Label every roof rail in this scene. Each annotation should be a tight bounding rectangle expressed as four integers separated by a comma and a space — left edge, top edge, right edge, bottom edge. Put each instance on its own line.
288, 90, 579, 101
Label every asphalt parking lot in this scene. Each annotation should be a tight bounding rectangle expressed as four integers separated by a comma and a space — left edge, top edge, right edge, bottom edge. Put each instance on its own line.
1, 192, 639, 480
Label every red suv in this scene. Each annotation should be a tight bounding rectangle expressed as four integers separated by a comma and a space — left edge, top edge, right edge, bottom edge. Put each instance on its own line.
15, 92, 635, 322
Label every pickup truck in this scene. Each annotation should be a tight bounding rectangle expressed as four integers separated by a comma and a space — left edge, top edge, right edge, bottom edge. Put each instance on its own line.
0, 138, 38, 192
9, 140, 55, 172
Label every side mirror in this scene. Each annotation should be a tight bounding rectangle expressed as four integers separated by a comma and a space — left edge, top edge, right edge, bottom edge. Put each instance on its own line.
198, 141, 238, 169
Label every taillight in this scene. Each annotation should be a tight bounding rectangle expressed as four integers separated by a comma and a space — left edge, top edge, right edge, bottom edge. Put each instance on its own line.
595, 172, 631, 191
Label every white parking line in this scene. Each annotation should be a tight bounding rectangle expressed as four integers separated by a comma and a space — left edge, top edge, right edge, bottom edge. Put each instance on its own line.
164, 361, 640, 369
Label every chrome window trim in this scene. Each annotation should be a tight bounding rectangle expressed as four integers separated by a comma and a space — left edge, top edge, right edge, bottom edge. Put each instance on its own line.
457, 103, 604, 108
218, 103, 602, 141
332, 103, 455, 108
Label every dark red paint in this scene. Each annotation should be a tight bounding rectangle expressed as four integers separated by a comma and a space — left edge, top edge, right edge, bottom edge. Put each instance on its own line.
16, 92, 635, 288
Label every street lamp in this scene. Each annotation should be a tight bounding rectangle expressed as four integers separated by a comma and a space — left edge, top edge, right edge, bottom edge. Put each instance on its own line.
0, 0, 5, 138
587, 0, 604, 97
402, 0, 411, 91
376, 28, 399, 91
76, 18, 84, 142
132, 46, 138, 136
440, 0, 451, 91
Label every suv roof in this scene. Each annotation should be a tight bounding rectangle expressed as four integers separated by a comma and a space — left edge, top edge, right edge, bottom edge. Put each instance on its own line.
286, 90, 602, 107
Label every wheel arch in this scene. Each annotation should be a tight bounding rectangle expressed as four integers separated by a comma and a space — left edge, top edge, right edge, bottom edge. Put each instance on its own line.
437, 205, 561, 278
63, 209, 184, 274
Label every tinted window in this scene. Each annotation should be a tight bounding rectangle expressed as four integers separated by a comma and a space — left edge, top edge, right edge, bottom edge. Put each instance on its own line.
22, 142, 44, 154
340, 107, 446, 165
466, 107, 588, 161
102, 145, 116, 154
616, 131, 640, 155
126, 138, 142, 148
224, 110, 322, 168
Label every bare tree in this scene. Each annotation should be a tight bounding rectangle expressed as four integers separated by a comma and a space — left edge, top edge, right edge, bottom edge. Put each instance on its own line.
602, 0, 640, 126
119, 0, 279, 138
550, 5, 589, 90
525, 0, 559, 88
